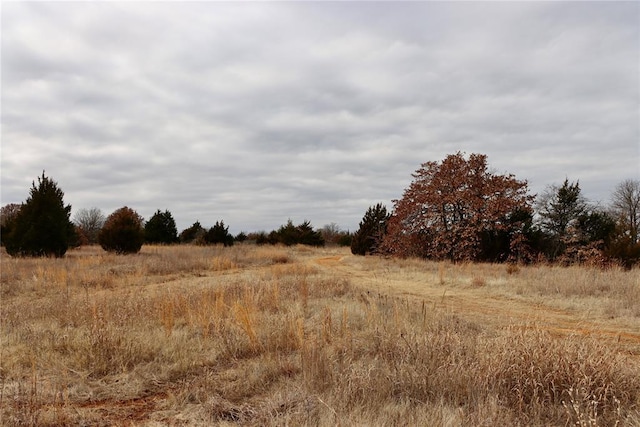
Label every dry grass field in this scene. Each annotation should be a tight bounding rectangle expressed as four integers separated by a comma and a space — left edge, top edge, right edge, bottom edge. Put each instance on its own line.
1, 244, 639, 426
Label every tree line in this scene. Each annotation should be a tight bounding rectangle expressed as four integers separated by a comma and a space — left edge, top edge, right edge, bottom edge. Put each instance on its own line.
0, 172, 343, 255
351, 153, 639, 268
1, 156, 639, 268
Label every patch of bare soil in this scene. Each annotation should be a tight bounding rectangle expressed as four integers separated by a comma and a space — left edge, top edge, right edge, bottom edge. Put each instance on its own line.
77, 392, 168, 426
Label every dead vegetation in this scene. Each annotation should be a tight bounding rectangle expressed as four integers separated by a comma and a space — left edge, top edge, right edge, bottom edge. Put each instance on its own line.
1, 245, 639, 426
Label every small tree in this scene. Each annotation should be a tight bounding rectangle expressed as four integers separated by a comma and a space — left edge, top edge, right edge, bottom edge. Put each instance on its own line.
179, 221, 206, 243
4, 172, 75, 257
253, 231, 270, 245
73, 207, 105, 244
205, 220, 234, 246
337, 232, 353, 247
320, 223, 342, 245
351, 203, 390, 255
99, 207, 144, 254
145, 209, 178, 244
536, 179, 588, 260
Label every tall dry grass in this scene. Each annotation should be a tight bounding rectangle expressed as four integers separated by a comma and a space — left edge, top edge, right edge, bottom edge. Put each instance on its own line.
1, 244, 638, 426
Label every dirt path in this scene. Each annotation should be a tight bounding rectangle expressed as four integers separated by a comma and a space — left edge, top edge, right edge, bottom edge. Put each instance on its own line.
312, 252, 640, 357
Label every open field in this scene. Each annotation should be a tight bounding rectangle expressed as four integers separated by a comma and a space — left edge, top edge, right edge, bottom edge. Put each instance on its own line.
1, 244, 639, 426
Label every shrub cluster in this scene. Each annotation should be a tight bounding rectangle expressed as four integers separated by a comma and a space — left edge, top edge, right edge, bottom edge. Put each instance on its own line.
252, 220, 324, 247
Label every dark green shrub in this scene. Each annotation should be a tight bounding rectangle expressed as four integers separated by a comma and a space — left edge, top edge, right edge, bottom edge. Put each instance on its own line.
296, 220, 324, 246
337, 232, 353, 247
145, 209, 178, 244
205, 220, 234, 246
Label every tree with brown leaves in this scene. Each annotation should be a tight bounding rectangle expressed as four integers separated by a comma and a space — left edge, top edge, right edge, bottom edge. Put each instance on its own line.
381, 152, 535, 262
99, 206, 145, 254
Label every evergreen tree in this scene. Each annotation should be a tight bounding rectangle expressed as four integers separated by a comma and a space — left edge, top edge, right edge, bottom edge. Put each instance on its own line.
205, 220, 234, 246
99, 207, 145, 254
145, 209, 178, 244
276, 220, 299, 246
296, 220, 324, 247
536, 179, 588, 259
351, 203, 390, 255
5, 172, 75, 257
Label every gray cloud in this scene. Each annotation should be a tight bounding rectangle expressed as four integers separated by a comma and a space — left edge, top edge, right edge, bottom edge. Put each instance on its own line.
2, 2, 638, 233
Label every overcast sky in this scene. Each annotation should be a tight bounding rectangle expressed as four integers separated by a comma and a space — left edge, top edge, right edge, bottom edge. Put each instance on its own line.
2, 2, 638, 234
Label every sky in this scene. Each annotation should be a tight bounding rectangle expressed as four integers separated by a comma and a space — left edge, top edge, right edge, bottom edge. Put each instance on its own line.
1, 1, 638, 234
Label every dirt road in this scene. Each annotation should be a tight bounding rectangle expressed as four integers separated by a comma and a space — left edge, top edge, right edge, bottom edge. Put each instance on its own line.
312, 251, 640, 357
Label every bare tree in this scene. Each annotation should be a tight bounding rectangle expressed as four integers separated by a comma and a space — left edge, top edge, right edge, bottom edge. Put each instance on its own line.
1, 203, 22, 227
320, 223, 342, 245
1, 203, 22, 246
611, 179, 640, 245
73, 207, 106, 244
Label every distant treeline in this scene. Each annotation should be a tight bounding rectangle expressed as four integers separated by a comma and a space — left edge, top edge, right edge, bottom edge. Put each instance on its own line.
2, 153, 639, 268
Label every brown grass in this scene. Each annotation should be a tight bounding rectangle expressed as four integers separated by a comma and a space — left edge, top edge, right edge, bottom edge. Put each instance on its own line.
1, 244, 639, 426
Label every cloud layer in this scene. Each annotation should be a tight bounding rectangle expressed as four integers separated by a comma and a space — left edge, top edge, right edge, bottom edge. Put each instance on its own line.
2, 2, 638, 233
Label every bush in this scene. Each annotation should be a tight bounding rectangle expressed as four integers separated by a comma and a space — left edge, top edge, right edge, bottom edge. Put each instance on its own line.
337, 232, 353, 247
268, 220, 324, 247
4, 173, 75, 257
99, 207, 144, 254
179, 221, 206, 244
251, 221, 325, 247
